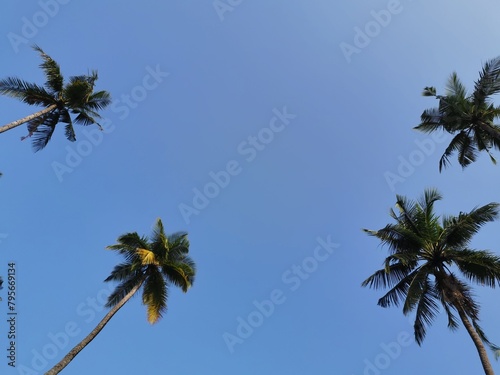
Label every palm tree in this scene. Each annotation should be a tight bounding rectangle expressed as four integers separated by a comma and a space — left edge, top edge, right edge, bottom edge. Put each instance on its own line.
415, 57, 500, 170
0, 45, 111, 152
362, 188, 500, 375
45, 218, 196, 375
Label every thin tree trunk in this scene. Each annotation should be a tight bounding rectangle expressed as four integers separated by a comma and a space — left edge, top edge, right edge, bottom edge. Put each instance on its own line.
455, 303, 495, 375
45, 280, 144, 375
0, 104, 57, 134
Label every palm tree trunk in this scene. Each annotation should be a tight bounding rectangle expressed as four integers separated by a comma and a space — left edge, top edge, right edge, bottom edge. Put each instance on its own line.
454, 303, 495, 375
45, 280, 144, 375
0, 104, 57, 134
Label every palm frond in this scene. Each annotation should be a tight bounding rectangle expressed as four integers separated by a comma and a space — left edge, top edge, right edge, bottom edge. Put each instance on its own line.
142, 268, 168, 324
474, 56, 500, 104
456, 132, 477, 169
434, 277, 460, 331
446, 72, 467, 98
150, 218, 168, 254
441, 203, 499, 248
363, 225, 422, 255
27, 112, 60, 152
488, 123, 500, 151
72, 111, 98, 126
443, 301, 460, 331
162, 260, 195, 292
383, 253, 419, 270
362, 262, 413, 290
107, 233, 150, 253
451, 249, 500, 287
439, 131, 475, 171
105, 274, 143, 308
413, 279, 440, 345
437, 96, 469, 133
32, 45, 63, 94
104, 262, 136, 283
85, 90, 111, 111
59, 109, 76, 142
415, 108, 444, 134
418, 188, 442, 224
166, 232, 190, 260
375, 268, 418, 308
0, 77, 54, 106
136, 248, 159, 266
403, 265, 432, 315
473, 125, 495, 153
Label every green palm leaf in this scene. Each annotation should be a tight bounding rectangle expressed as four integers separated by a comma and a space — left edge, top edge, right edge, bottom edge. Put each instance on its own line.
413, 279, 440, 345
32, 45, 63, 94
439, 131, 476, 171
0, 77, 54, 106
473, 56, 500, 104
446, 72, 468, 98
142, 268, 168, 324
105, 274, 143, 308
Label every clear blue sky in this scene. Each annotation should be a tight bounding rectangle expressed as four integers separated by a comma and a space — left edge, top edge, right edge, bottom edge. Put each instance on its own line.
1, 1, 500, 374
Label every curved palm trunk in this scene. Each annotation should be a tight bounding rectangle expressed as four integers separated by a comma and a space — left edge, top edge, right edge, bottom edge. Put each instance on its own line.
45, 279, 144, 375
454, 303, 495, 375
0, 104, 57, 134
